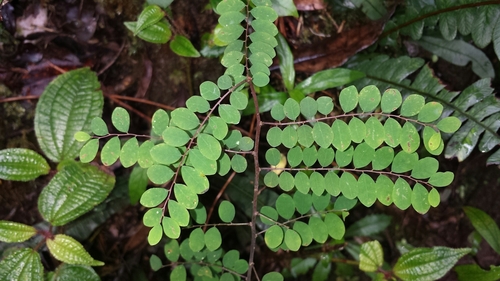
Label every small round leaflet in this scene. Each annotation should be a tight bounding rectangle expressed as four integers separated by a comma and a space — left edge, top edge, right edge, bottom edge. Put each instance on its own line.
276, 194, 295, 219
80, 139, 98, 163
381, 88, 402, 113
189, 228, 205, 252
200, 81, 221, 101
231, 154, 247, 173
111, 107, 130, 133
101, 136, 120, 166
358, 85, 380, 112
148, 224, 162, 246
219, 200, 236, 222
198, 133, 222, 160
205, 227, 222, 251
265, 225, 283, 249
140, 188, 168, 207
152, 109, 169, 135
147, 164, 174, 184
163, 127, 190, 147
91, 117, 108, 136
253, 72, 270, 87
284, 229, 301, 251
143, 208, 162, 227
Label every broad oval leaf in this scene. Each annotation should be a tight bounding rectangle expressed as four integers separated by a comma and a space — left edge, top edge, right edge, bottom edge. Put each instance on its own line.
392, 178, 412, 210
219, 200, 236, 222
359, 240, 384, 272
205, 227, 222, 251
400, 94, 425, 117
101, 136, 121, 166
313, 122, 333, 148
381, 88, 402, 113
331, 120, 351, 151
90, 117, 108, 136
47, 234, 104, 266
0, 248, 43, 281
164, 239, 180, 262
0, 220, 37, 243
162, 217, 181, 239
147, 164, 174, 185
284, 98, 300, 120
0, 148, 50, 181
148, 224, 163, 245
265, 225, 284, 249
339, 85, 358, 112
150, 143, 181, 165
120, 137, 139, 168
284, 229, 301, 251
464, 206, 500, 255
135, 21, 172, 44
182, 166, 209, 194
35, 68, 103, 162
198, 133, 222, 160
353, 143, 374, 168
219, 104, 241, 124
144, 209, 162, 227
394, 247, 471, 281
170, 35, 200, 57
293, 221, 313, 246
171, 108, 200, 130
52, 264, 100, 281
400, 122, 420, 153
358, 85, 381, 112
163, 126, 190, 147
168, 200, 190, 226
189, 228, 205, 252
152, 109, 170, 135
134, 5, 164, 35
365, 117, 385, 148
412, 183, 430, 214
38, 161, 115, 226
418, 102, 443, 123
276, 194, 295, 219
308, 217, 328, 243
324, 213, 345, 240
200, 81, 221, 101
174, 184, 198, 210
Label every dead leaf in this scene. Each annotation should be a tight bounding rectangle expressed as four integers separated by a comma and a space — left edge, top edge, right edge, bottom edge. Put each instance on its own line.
294, 0, 326, 11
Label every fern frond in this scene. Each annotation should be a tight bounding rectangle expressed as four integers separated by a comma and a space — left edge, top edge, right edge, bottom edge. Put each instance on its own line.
351, 55, 500, 163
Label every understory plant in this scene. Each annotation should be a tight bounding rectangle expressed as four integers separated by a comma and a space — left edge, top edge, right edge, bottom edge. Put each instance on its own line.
1, 0, 499, 280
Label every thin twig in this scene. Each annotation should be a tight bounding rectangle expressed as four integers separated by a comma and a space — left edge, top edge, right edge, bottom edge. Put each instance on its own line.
105, 93, 152, 122
203, 171, 237, 232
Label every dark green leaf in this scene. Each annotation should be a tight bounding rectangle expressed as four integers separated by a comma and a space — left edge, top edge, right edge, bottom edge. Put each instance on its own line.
0, 248, 43, 281
205, 227, 222, 251
52, 264, 100, 281
38, 161, 115, 225
455, 264, 500, 281
0, 148, 50, 181
35, 68, 103, 162
464, 206, 500, 255
394, 247, 471, 281
135, 5, 164, 35
324, 213, 345, 240
219, 200, 236, 222
308, 217, 328, 243
345, 214, 391, 238
276, 33, 294, 91
296, 69, 365, 95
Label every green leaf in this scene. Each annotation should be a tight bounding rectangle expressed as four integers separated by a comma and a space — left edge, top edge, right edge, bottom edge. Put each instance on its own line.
200, 81, 221, 101
0, 148, 50, 181
270, 103, 285, 121
198, 133, 222, 160
400, 122, 420, 153
324, 171, 340, 196
0, 220, 37, 243
205, 227, 222, 251
349, 117, 366, 144
101, 136, 121, 166
417, 36, 494, 79
392, 151, 418, 173
372, 146, 394, 170
134, 5, 164, 35
143, 208, 163, 227
295, 69, 365, 95
52, 264, 100, 281
411, 157, 439, 180
147, 164, 174, 184
216, 0, 245, 14
38, 161, 115, 225
219, 104, 241, 124
309, 171, 324, 195
437, 117, 461, 133
284, 229, 301, 251
331, 120, 351, 151
260, 206, 279, 225
284, 98, 300, 120
152, 109, 170, 135
74, 131, 91, 142
174, 184, 199, 210
220, 10, 244, 27
340, 172, 358, 199
162, 217, 181, 239
129, 166, 149, 204
428, 172, 454, 187
336, 146, 354, 167
182, 166, 209, 194
47, 234, 104, 266
252, 72, 270, 87
170, 265, 187, 281
428, 188, 440, 207
357, 173, 377, 207
217, 24, 245, 45
168, 200, 190, 226
381, 88, 402, 113
365, 117, 385, 149
171, 108, 200, 130
353, 143, 375, 168
91, 117, 108, 136
219, 200, 236, 222
0, 248, 43, 281
287, 146, 302, 167
312, 122, 333, 148
231, 154, 247, 173
359, 240, 384, 272
358, 85, 381, 112
394, 247, 471, 281
230, 91, 248, 110
150, 143, 182, 165
392, 178, 412, 210
264, 171, 279, 187
163, 126, 190, 147
400, 94, 425, 117
120, 137, 139, 168
112, 107, 130, 133
308, 217, 328, 243
170, 35, 200, 57
278, 172, 294, 192
464, 206, 500, 255
339, 85, 358, 112
164, 240, 180, 262
251, 6, 278, 21
294, 171, 310, 194
324, 213, 345, 240
190, 203, 207, 224
35, 68, 103, 162
262, 271, 284, 281
276, 33, 295, 91
317, 96, 334, 115
148, 224, 162, 245
140, 188, 168, 207
208, 116, 228, 140
303, 147, 317, 167
412, 183, 430, 214
350, 0, 387, 20
345, 214, 392, 238
296, 125, 313, 147
376, 175, 393, 206
252, 18, 278, 36
384, 118, 402, 148
138, 140, 155, 168
186, 96, 210, 113
133, 21, 172, 44
276, 194, 295, 219
189, 228, 205, 252
150, 254, 162, 271
293, 221, 313, 246
455, 264, 500, 281
299, 97, 318, 118
218, 74, 234, 89
418, 102, 443, 123
265, 225, 284, 249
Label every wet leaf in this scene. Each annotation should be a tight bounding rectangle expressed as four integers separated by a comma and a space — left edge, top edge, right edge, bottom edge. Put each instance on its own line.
0, 221, 37, 243
135, 5, 164, 35
359, 240, 383, 272
140, 188, 168, 208
47, 234, 104, 266
52, 264, 100, 281
0, 248, 43, 281
0, 148, 50, 181
295, 69, 365, 95
464, 206, 500, 255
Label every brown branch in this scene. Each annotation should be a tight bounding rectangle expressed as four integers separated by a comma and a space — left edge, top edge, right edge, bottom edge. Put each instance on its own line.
105, 94, 176, 111
0, 95, 40, 103
105, 93, 152, 122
